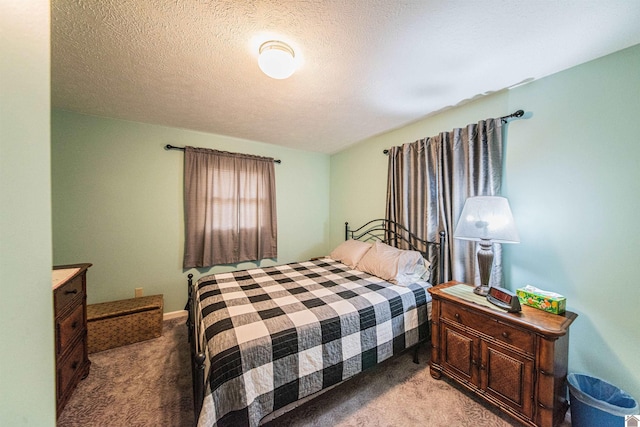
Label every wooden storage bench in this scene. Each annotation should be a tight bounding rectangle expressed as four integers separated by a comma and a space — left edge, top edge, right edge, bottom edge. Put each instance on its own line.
87, 294, 163, 353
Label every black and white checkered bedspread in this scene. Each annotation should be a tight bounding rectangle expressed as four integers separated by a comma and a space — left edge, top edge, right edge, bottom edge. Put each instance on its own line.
194, 258, 432, 427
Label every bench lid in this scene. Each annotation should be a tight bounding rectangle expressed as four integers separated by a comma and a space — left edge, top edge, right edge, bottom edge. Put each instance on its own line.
87, 294, 163, 321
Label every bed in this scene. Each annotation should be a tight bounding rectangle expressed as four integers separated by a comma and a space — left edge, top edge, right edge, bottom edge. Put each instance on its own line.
185, 219, 447, 427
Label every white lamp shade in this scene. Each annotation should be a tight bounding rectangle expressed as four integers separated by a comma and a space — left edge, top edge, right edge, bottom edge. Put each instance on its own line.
454, 196, 520, 244
258, 41, 296, 79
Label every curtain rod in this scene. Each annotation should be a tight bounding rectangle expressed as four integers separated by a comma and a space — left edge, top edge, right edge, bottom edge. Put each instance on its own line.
382, 109, 525, 155
165, 144, 282, 164
500, 109, 525, 123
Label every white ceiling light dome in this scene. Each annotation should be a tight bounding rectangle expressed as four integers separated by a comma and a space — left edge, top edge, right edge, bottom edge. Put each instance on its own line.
258, 40, 296, 79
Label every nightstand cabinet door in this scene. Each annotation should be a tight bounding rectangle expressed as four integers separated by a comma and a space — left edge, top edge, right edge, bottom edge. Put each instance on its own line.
440, 321, 478, 385
440, 312, 534, 419
481, 340, 534, 419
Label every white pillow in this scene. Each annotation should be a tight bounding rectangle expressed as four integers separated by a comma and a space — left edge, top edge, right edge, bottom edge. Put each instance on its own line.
356, 241, 428, 284
396, 262, 432, 286
329, 240, 373, 268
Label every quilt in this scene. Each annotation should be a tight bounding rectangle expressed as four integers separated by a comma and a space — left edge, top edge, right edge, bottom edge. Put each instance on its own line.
194, 258, 432, 427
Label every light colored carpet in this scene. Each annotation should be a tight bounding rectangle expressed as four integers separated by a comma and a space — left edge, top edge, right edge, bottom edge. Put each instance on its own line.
263, 345, 521, 427
57, 318, 193, 427
58, 317, 549, 427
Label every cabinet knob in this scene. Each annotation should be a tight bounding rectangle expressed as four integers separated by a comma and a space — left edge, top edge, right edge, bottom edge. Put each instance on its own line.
454, 313, 460, 320
502, 331, 509, 339
65, 289, 78, 295
539, 369, 553, 376
71, 321, 78, 329
471, 359, 478, 366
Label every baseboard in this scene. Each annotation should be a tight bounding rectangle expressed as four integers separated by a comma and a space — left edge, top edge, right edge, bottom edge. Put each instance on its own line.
163, 310, 188, 321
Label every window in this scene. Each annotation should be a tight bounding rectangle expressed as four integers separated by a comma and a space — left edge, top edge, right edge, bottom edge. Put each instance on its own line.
183, 147, 277, 268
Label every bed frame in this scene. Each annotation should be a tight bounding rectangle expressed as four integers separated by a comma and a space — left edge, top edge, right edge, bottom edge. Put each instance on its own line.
185, 219, 447, 422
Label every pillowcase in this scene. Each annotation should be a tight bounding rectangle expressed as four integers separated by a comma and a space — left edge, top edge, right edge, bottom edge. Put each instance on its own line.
395, 262, 432, 286
356, 241, 429, 284
329, 240, 373, 268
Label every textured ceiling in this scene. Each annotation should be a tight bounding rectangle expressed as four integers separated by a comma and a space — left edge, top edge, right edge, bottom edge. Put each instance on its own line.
52, 0, 640, 154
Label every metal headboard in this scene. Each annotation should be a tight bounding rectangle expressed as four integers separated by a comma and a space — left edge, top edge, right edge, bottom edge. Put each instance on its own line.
344, 219, 447, 285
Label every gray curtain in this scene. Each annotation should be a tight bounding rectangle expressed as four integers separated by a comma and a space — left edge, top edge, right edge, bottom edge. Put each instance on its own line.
386, 118, 504, 286
183, 146, 277, 268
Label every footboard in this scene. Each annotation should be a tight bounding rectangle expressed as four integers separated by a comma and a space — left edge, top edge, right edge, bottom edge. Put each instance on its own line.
186, 273, 206, 421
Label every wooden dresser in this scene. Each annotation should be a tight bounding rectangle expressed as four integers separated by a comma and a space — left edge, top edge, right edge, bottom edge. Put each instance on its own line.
428, 281, 577, 427
53, 263, 92, 416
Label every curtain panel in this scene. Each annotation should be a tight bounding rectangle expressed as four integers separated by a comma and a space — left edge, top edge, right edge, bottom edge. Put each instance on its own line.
386, 118, 504, 286
183, 146, 277, 268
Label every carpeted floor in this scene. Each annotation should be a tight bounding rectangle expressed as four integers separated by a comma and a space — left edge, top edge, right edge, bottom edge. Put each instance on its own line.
58, 318, 194, 427
58, 317, 542, 427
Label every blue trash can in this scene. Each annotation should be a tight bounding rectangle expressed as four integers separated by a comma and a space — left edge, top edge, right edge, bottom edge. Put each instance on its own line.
568, 373, 639, 427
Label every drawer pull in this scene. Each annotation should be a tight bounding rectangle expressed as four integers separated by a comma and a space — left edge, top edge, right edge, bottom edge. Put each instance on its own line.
65, 289, 79, 295
471, 359, 478, 366
71, 321, 78, 329
71, 361, 79, 370
454, 313, 460, 320
502, 331, 509, 339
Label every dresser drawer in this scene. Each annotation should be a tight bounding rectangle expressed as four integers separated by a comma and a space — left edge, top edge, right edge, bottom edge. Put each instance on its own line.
57, 337, 86, 398
55, 274, 84, 313
441, 301, 534, 354
57, 303, 85, 353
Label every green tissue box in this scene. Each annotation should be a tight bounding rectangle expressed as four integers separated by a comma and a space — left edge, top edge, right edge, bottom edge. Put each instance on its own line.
516, 286, 566, 315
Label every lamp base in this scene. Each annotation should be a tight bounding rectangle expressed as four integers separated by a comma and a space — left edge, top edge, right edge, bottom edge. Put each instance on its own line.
475, 239, 494, 297
473, 285, 490, 296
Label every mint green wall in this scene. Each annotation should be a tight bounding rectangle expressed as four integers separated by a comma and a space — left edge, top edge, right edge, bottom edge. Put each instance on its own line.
330, 44, 640, 400
0, 1, 56, 426
329, 93, 509, 247
51, 111, 330, 313
505, 44, 640, 401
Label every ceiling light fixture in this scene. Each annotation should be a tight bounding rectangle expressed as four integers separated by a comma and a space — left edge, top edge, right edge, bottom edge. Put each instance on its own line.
258, 40, 296, 79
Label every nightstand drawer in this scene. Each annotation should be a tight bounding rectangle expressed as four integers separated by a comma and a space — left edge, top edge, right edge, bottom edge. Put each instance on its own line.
441, 301, 534, 354
55, 275, 84, 313
57, 303, 85, 353
57, 337, 86, 397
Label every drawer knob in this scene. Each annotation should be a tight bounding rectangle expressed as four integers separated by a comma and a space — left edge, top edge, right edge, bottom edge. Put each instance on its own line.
454, 313, 460, 320
65, 289, 78, 295
71, 321, 78, 329
502, 331, 509, 339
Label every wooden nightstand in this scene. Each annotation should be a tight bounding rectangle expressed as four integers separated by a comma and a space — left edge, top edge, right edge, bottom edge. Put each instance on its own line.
53, 263, 92, 416
428, 281, 577, 427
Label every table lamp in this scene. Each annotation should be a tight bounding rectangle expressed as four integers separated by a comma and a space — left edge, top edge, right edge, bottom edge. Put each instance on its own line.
454, 196, 520, 296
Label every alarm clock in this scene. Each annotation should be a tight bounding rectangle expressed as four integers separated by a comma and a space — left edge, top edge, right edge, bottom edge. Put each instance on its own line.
486, 286, 522, 312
